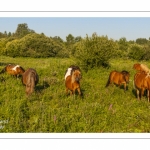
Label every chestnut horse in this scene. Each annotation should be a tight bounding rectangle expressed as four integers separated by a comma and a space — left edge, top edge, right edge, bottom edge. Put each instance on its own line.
22, 68, 39, 96
0, 64, 25, 78
105, 70, 130, 91
65, 65, 82, 97
134, 71, 150, 102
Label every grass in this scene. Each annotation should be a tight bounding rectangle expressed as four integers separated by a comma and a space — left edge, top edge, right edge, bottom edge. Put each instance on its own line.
0, 56, 150, 132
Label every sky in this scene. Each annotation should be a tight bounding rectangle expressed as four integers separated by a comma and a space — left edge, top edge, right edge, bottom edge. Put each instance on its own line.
1, 17, 150, 41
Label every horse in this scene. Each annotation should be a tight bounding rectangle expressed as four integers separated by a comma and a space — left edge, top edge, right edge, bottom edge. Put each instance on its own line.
65, 65, 82, 97
22, 68, 39, 96
105, 70, 130, 91
134, 71, 150, 102
0, 64, 25, 78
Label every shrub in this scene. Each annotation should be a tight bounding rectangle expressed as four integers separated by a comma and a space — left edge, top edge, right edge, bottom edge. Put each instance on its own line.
4, 33, 68, 58
142, 45, 150, 60
73, 33, 117, 70
128, 44, 145, 60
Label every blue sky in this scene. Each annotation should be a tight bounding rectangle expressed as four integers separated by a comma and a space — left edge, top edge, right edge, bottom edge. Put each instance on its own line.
0, 17, 150, 41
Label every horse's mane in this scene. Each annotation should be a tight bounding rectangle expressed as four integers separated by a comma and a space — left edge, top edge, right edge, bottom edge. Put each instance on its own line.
140, 63, 150, 73
121, 70, 129, 74
19, 66, 25, 72
70, 65, 81, 75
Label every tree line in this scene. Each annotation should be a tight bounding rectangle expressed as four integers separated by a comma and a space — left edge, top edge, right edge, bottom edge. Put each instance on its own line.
0, 23, 150, 70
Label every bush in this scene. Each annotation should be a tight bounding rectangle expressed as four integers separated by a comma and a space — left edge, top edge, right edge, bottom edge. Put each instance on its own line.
142, 45, 150, 60
128, 44, 145, 60
73, 33, 117, 70
4, 33, 68, 58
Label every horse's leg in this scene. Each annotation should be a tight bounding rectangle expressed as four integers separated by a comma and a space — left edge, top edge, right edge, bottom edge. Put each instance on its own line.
139, 89, 144, 100
71, 90, 75, 99
70, 90, 73, 96
16, 74, 19, 80
141, 88, 145, 97
77, 87, 81, 96
66, 88, 69, 96
136, 89, 140, 100
26, 85, 30, 96
123, 83, 126, 92
147, 89, 150, 102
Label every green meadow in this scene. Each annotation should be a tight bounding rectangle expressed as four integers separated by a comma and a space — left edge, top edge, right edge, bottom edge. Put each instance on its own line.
0, 56, 150, 133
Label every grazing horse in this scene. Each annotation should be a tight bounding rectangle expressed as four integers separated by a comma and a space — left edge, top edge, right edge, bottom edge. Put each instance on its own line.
134, 71, 150, 102
105, 70, 130, 91
0, 64, 25, 78
65, 65, 82, 97
22, 68, 39, 96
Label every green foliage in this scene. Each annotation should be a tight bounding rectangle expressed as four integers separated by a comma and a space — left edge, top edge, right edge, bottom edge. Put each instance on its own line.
117, 37, 132, 59
73, 33, 117, 70
128, 44, 145, 60
1, 22, 150, 62
66, 34, 75, 44
4, 33, 68, 58
136, 38, 148, 45
0, 38, 7, 55
141, 44, 150, 60
14, 23, 35, 38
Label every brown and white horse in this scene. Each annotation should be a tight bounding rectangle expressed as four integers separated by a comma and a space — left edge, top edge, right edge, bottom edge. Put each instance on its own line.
0, 64, 25, 78
22, 68, 39, 96
65, 65, 82, 97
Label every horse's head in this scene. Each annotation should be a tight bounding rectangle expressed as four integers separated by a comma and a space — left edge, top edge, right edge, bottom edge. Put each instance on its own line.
17, 66, 25, 75
133, 63, 142, 71
72, 69, 82, 82
122, 71, 130, 84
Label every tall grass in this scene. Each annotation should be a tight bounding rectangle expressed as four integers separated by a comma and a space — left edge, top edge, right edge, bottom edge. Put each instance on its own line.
0, 56, 150, 132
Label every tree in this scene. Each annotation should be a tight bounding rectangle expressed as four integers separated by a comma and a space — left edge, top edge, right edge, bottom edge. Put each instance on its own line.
66, 34, 74, 44
136, 38, 148, 45
75, 36, 82, 42
14, 23, 35, 38
118, 37, 129, 51
8, 32, 12, 37
52, 36, 64, 43
74, 33, 117, 70
0, 32, 4, 38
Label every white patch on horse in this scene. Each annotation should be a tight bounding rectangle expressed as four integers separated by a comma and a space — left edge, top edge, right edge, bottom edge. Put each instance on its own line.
65, 68, 72, 80
12, 65, 20, 71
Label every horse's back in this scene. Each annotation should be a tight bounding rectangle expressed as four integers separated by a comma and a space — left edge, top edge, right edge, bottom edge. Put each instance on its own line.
65, 68, 72, 80
22, 68, 39, 85
109, 70, 120, 83
22, 68, 39, 96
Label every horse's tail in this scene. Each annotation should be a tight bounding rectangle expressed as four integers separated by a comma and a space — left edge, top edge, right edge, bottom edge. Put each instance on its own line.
0, 66, 6, 74
30, 73, 36, 94
105, 73, 111, 87
26, 71, 36, 95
